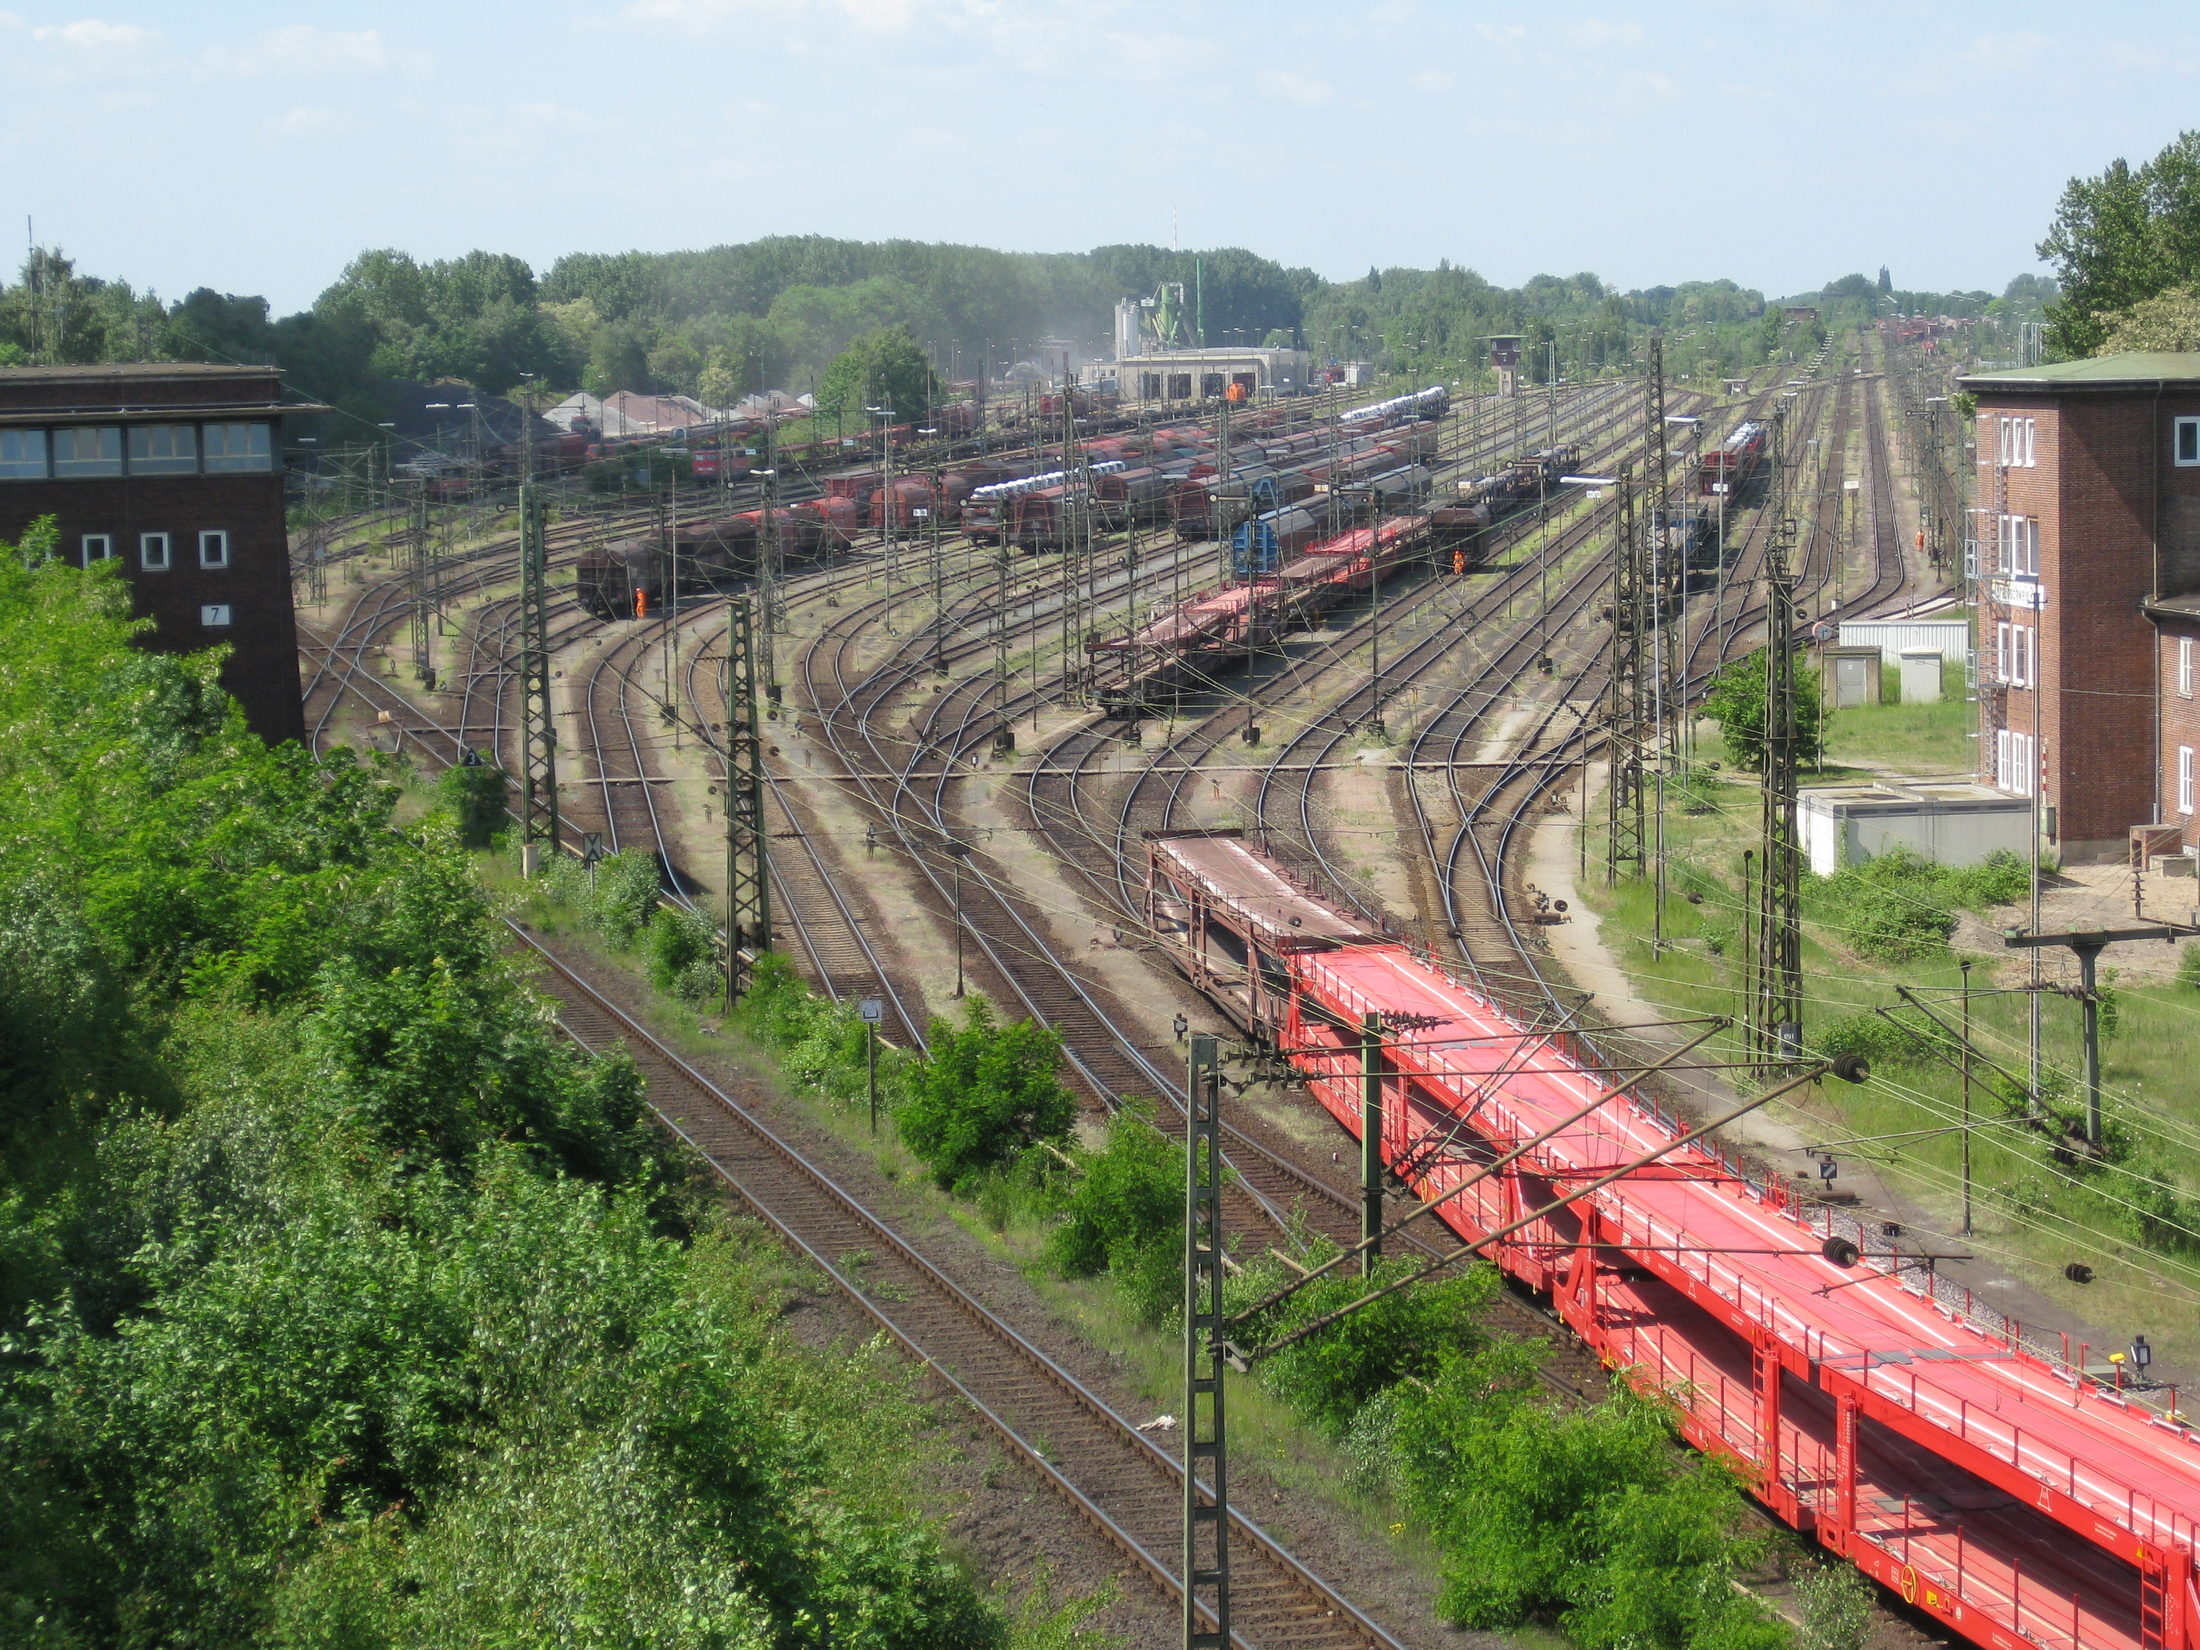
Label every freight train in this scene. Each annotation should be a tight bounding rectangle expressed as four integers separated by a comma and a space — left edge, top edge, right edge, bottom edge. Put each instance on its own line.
574, 500, 855, 619
1338, 383, 1451, 427
1697, 419, 1767, 497
1089, 512, 1431, 713
1429, 443, 1581, 569
1148, 829, 2200, 1650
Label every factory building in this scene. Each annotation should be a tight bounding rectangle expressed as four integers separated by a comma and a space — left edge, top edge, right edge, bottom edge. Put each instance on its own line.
0, 364, 313, 744
1958, 353, 2200, 862
1114, 346, 1315, 405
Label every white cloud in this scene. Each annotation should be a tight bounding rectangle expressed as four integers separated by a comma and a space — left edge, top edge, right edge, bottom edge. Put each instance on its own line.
624, 0, 919, 29
1964, 30, 2049, 73
1257, 69, 1332, 107
207, 26, 423, 77
1563, 19, 1645, 49
272, 106, 350, 139
1409, 69, 1454, 94
32, 18, 154, 49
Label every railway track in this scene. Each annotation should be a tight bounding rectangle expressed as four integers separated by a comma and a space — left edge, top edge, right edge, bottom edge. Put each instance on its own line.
515, 923, 1408, 1650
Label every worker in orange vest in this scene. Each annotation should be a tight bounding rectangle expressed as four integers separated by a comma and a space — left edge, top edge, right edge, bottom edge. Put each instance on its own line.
635, 587, 649, 619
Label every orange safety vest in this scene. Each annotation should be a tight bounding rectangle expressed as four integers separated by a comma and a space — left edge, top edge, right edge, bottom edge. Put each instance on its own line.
635, 587, 649, 619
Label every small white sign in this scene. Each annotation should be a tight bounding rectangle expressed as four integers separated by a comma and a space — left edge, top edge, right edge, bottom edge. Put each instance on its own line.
199, 604, 232, 627
1991, 578, 2046, 611
858, 997, 884, 1024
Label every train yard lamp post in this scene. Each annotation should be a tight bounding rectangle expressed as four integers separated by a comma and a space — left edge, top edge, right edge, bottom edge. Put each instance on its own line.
1180, 1030, 1863, 1650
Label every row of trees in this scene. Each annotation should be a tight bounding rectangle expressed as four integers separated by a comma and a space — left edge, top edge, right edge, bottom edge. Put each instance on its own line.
2, 234, 2032, 435
0, 528, 1011, 1647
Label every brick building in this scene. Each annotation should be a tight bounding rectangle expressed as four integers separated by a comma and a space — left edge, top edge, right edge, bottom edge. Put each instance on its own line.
1956, 353, 2200, 861
0, 364, 315, 744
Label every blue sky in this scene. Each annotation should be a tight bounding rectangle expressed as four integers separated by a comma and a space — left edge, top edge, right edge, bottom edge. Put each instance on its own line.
2, 1, 2183, 313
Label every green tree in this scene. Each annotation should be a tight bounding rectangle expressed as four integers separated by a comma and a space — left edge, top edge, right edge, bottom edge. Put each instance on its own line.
896, 997, 1075, 1189
815, 323, 939, 421
2038, 133, 2200, 357
1703, 647, 1825, 770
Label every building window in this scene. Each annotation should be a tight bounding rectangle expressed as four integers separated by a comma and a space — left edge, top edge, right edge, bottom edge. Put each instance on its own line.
1996, 622, 2035, 687
1996, 728, 2036, 797
139, 532, 171, 572
52, 427, 123, 477
1998, 514, 2039, 576
1996, 415, 2038, 467
197, 529, 230, 569
128, 423, 199, 475
2183, 636, 2195, 699
202, 422, 273, 473
199, 604, 232, 629
80, 533, 113, 566
0, 429, 48, 480
2182, 746, 2195, 815
1167, 373, 1193, 400
2178, 417, 2200, 467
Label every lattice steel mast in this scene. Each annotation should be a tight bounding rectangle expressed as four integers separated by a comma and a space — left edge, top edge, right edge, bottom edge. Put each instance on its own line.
406, 480, 434, 687
721, 593, 770, 1001
1752, 405, 1804, 1058
518, 484, 559, 865
1181, 1034, 1230, 1649
1604, 463, 1647, 883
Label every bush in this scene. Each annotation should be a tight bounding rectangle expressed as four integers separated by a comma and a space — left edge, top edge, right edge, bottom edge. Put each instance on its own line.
642, 904, 720, 1004
588, 850, 664, 947
1812, 848, 1957, 960
1795, 1562, 1875, 1650
898, 998, 1076, 1191
434, 759, 509, 848
1043, 1108, 1184, 1327
1394, 1367, 1782, 1649
2179, 942, 2200, 991
1812, 1011, 1937, 1073
1944, 849, 2031, 910
1229, 1247, 1503, 1437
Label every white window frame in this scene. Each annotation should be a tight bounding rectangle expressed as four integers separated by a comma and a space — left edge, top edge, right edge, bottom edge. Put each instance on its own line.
2177, 417, 2200, 467
1995, 621, 2011, 682
197, 529, 230, 569
2021, 417, 2037, 467
2182, 745, 2195, 815
1997, 728, 2037, 797
138, 531, 171, 572
79, 533, 113, 566
2182, 636, 2195, 699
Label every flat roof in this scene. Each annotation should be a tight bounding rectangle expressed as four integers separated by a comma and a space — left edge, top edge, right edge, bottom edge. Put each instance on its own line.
1960, 352, 2200, 391
0, 362, 277, 381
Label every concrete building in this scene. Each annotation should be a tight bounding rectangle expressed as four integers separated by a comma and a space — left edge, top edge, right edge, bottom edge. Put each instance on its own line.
1958, 352, 2200, 860
0, 364, 313, 743
1115, 346, 1314, 405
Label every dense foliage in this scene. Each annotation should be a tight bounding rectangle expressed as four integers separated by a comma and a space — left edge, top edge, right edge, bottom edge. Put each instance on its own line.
1703, 648, 1827, 771
738, 962, 1794, 1650
2039, 130, 2200, 356
0, 529, 1004, 1648
896, 999, 1078, 1191
1809, 847, 2030, 962
1, 234, 2040, 442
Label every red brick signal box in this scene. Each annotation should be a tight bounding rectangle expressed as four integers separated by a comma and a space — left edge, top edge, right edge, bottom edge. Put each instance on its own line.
1959, 354, 2200, 861
0, 364, 317, 744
